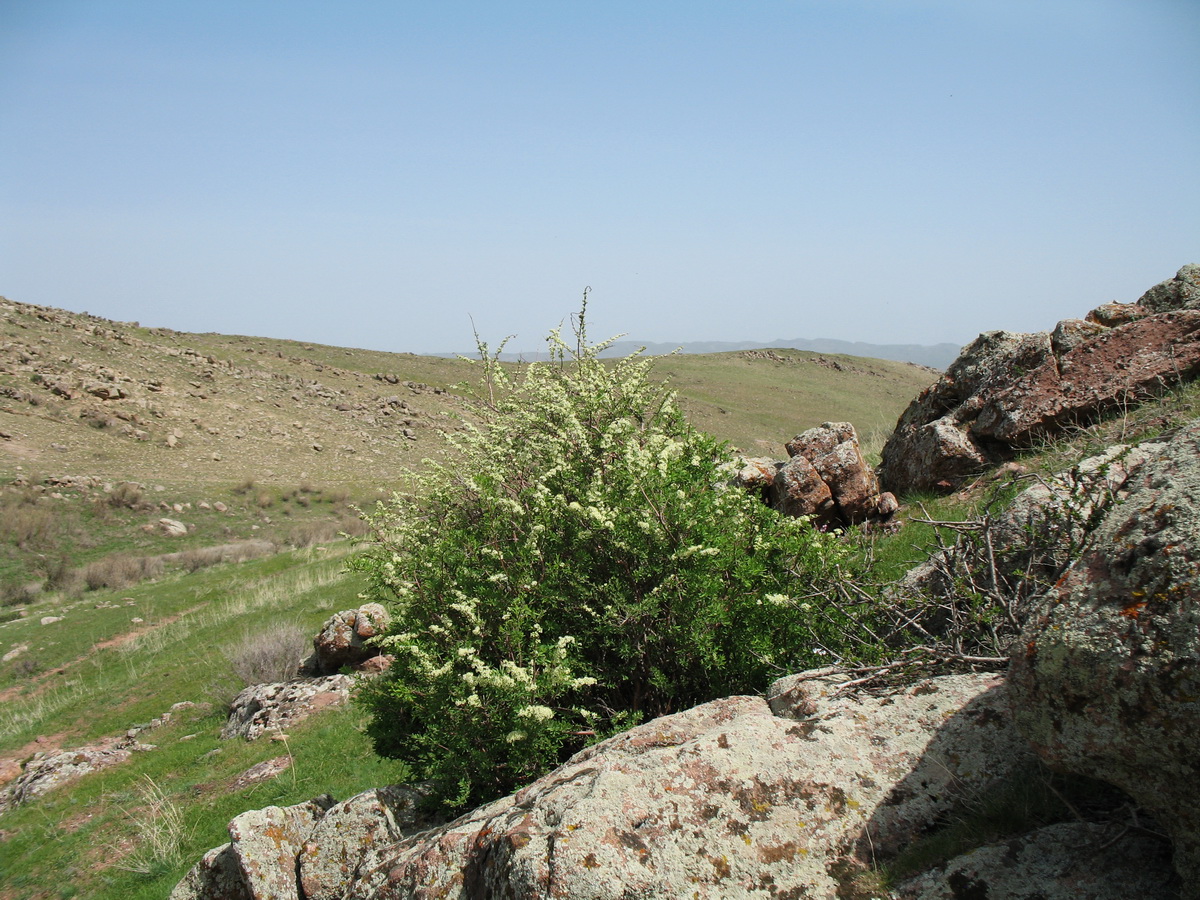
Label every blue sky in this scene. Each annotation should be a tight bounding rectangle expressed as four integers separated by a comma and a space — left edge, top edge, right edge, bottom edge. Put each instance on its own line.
2, 1, 1197, 354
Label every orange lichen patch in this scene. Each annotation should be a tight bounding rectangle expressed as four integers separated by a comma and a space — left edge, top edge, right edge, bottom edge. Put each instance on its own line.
1120, 600, 1148, 619
758, 841, 804, 863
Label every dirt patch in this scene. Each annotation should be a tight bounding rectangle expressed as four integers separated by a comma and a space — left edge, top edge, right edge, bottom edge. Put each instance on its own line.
91, 604, 205, 652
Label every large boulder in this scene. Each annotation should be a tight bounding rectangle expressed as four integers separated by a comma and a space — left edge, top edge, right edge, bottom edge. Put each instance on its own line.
228, 798, 334, 900
896, 440, 1167, 649
174, 672, 1035, 900
1009, 419, 1200, 893
299, 785, 437, 900
308, 604, 390, 674
745, 422, 897, 527
339, 673, 1028, 899
1137, 262, 1200, 313
221, 674, 353, 740
880, 265, 1200, 494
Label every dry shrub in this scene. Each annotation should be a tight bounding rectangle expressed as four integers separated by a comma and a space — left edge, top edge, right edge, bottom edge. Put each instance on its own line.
81, 409, 118, 430
82, 554, 164, 591
0, 497, 59, 550
108, 481, 146, 510
287, 514, 368, 548
287, 521, 338, 548
0, 581, 41, 607
40, 553, 81, 595
225, 622, 311, 687
232, 478, 256, 496
175, 541, 276, 573
255, 491, 274, 509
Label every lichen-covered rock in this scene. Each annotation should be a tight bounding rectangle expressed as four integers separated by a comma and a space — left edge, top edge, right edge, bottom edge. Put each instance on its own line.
221, 674, 353, 740
769, 452, 836, 522
880, 266, 1200, 494
309, 604, 390, 674
229, 797, 334, 900
299, 785, 434, 900
1086, 301, 1148, 327
170, 798, 337, 900
1010, 419, 1200, 893
804, 428, 880, 523
878, 329, 1050, 494
972, 310, 1200, 443
896, 822, 1177, 899
1137, 263, 1200, 313
169, 843, 252, 900
784, 421, 856, 460
988, 440, 1164, 579
341, 672, 1027, 899
0, 744, 132, 812
762, 423, 893, 526
1050, 317, 1106, 356
730, 457, 779, 496
892, 440, 1169, 677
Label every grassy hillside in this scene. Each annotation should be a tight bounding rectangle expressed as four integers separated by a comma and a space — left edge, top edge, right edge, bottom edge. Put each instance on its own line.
0, 298, 933, 488
0, 297, 942, 899
0, 298, 934, 598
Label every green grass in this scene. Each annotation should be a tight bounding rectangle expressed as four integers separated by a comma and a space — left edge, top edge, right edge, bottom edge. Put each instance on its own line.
0, 546, 360, 750
0, 541, 420, 899
0, 700, 411, 900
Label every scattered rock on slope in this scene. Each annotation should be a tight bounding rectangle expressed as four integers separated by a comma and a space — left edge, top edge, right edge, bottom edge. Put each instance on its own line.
221, 674, 353, 741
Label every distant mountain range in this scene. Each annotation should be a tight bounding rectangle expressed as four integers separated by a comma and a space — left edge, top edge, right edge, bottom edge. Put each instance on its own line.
462, 337, 963, 370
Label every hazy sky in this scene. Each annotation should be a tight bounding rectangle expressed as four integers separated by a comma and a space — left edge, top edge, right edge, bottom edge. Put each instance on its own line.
2, 1, 1197, 354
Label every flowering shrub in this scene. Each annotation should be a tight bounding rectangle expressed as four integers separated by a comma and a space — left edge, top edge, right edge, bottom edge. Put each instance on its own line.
353, 303, 872, 809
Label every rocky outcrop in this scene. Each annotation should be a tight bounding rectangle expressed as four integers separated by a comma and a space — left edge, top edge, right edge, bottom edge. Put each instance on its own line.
1012, 420, 1200, 892
169, 787, 435, 900
299, 785, 436, 900
228, 798, 336, 900
178, 671, 1038, 899
306, 604, 390, 675
737, 422, 897, 527
0, 744, 134, 813
221, 674, 353, 741
1010, 419, 1200, 893
1137, 262, 1200, 313
0, 704, 187, 812
880, 265, 1200, 494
